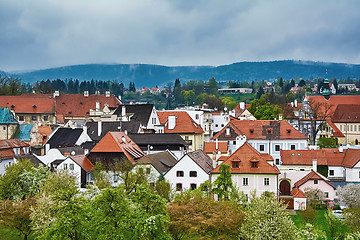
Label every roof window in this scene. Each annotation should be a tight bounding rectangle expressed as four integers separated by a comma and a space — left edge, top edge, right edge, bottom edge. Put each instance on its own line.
33, 105, 37, 109
267, 128, 272, 134
250, 129, 254, 134
287, 129, 291, 134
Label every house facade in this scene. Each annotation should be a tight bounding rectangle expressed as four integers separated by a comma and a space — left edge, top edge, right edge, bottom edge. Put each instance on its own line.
331, 104, 360, 145
0, 107, 19, 140
0, 139, 31, 175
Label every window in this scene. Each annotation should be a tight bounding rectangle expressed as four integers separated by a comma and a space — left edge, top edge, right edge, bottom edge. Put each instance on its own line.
32, 116, 37, 121
195, 114, 199, 120
275, 145, 280, 151
63, 164, 68, 170
95, 157, 100, 163
69, 164, 74, 170
176, 171, 184, 177
43, 115, 49, 121
252, 162, 258, 168
259, 145, 265, 151
264, 178, 270, 186
250, 129, 254, 134
14, 148, 20, 155
146, 168, 151, 174
325, 192, 329, 198
185, 136, 189, 140
113, 174, 119, 182
275, 159, 280, 165
138, 168, 144, 174
330, 170, 334, 176
19, 116, 24, 121
23, 147, 29, 154
190, 183, 197, 190
221, 124, 224, 127
2, 126, 5, 130
215, 124, 218, 127
314, 179, 318, 184
152, 117, 156, 124
233, 141, 236, 145
189, 171, 197, 177
176, 183, 182, 191
267, 128, 272, 134
291, 144, 296, 150
300, 168, 305, 171
232, 161, 239, 168
243, 178, 248, 186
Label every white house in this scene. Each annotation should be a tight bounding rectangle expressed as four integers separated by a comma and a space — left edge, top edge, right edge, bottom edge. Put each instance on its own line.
164, 150, 213, 191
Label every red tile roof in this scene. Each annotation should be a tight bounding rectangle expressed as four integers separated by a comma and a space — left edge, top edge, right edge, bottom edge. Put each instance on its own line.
294, 171, 335, 189
233, 103, 250, 111
341, 148, 360, 168
0, 139, 30, 160
291, 187, 307, 198
0, 94, 55, 113
281, 148, 345, 166
326, 119, 344, 138
331, 104, 360, 123
71, 154, 95, 172
38, 126, 53, 144
90, 132, 144, 164
157, 111, 204, 134
211, 142, 279, 174
308, 95, 360, 113
203, 141, 228, 154
55, 94, 121, 122
212, 119, 307, 140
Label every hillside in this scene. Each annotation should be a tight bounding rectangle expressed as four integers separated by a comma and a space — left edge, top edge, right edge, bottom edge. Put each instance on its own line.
3, 60, 360, 87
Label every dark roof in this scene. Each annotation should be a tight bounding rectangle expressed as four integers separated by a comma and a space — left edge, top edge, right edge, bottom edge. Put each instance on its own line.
46, 128, 83, 148
23, 155, 46, 167
114, 104, 154, 125
138, 151, 178, 174
0, 107, 18, 124
86, 121, 141, 141
57, 146, 86, 156
128, 133, 187, 146
187, 150, 213, 174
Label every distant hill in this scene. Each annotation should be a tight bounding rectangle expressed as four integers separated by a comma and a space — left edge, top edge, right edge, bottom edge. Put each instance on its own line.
3, 60, 360, 87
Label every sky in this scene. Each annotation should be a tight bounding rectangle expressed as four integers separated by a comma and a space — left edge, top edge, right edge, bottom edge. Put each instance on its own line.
1, 0, 360, 72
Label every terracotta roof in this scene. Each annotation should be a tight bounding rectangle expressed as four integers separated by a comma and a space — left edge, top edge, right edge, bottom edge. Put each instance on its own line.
70, 154, 95, 172
217, 156, 229, 161
212, 119, 307, 140
233, 103, 250, 111
294, 171, 335, 189
38, 126, 53, 144
187, 150, 213, 174
203, 141, 228, 154
291, 188, 307, 198
307, 95, 360, 113
281, 149, 344, 166
331, 104, 360, 123
326, 119, 344, 138
0, 94, 55, 113
90, 132, 145, 164
0, 139, 30, 160
341, 148, 360, 168
211, 142, 279, 174
157, 111, 204, 134
55, 94, 121, 122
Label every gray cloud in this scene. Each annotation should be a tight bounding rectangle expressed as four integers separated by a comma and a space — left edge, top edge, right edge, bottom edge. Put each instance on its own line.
1, 0, 360, 71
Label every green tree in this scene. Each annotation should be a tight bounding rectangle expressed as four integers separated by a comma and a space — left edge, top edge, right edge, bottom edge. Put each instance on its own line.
173, 78, 183, 106
183, 90, 196, 106
317, 137, 338, 149
298, 79, 306, 87
212, 164, 233, 201
253, 103, 282, 120
208, 77, 219, 95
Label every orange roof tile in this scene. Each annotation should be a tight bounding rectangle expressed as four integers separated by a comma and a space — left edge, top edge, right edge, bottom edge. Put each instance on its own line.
331, 104, 360, 123
211, 142, 279, 174
294, 171, 335, 189
326, 119, 344, 137
212, 119, 307, 140
291, 188, 307, 198
90, 132, 144, 164
0, 94, 55, 113
203, 142, 228, 153
341, 148, 360, 168
308, 95, 360, 113
217, 156, 229, 161
281, 148, 344, 166
0, 139, 30, 160
38, 126, 53, 144
157, 111, 204, 134
71, 154, 95, 172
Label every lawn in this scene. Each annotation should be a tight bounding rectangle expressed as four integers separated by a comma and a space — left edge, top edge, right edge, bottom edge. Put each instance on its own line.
291, 209, 350, 239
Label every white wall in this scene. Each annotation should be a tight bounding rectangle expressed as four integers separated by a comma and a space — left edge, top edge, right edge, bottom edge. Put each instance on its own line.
294, 197, 307, 210
58, 158, 82, 186
0, 159, 14, 175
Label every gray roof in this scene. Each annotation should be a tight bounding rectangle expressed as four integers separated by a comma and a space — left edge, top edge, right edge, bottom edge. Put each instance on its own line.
86, 121, 141, 141
128, 133, 187, 146
46, 128, 83, 148
187, 150, 213, 174
114, 104, 154, 125
138, 151, 178, 174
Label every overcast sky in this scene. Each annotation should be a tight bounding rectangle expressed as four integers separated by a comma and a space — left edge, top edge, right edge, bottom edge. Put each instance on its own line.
1, 0, 360, 72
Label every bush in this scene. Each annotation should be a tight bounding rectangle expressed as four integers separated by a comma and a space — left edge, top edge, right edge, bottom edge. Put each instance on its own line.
301, 206, 317, 224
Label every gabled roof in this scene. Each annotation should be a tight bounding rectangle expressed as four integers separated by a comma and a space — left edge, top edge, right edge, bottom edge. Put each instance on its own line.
0, 139, 30, 160
281, 148, 345, 166
137, 151, 178, 174
0, 94, 55, 114
211, 142, 279, 174
331, 104, 360, 123
341, 148, 360, 168
46, 128, 83, 148
157, 111, 204, 134
203, 141, 228, 154
114, 104, 154, 125
307, 95, 360, 113
55, 94, 121, 122
70, 154, 95, 172
128, 133, 187, 146
90, 132, 145, 164
326, 119, 344, 138
86, 121, 141, 141
294, 170, 335, 189
38, 126, 53, 144
187, 150, 213, 174
291, 187, 307, 198
212, 119, 307, 140
0, 107, 18, 124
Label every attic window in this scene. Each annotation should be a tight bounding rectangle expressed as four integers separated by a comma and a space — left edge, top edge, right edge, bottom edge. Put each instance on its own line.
287, 129, 291, 134
62, 102, 65, 104
68, 112, 72, 114
33, 105, 37, 109
80, 102, 83, 105
10, 105, 15, 110
291, 153, 295, 156
297, 153, 301, 156
267, 128, 272, 134
250, 129, 254, 134
232, 161, 239, 168
251, 162, 258, 168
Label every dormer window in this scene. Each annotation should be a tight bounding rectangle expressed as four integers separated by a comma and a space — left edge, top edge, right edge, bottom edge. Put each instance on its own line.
33, 105, 37, 109
287, 129, 291, 134
267, 128, 272, 134
11, 105, 15, 110
252, 162, 258, 168
23, 147, 29, 154
14, 148, 20, 155
232, 161, 239, 168
250, 129, 254, 134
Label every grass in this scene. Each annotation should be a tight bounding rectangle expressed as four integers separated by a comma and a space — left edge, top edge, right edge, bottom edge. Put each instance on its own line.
291, 209, 351, 240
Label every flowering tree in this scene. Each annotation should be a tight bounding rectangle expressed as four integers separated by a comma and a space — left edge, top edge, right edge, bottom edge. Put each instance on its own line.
304, 187, 326, 209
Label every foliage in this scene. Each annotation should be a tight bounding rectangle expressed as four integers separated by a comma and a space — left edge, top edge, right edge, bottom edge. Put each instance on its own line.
0, 198, 35, 240
325, 209, 348, 239
301, 206, 318, 224
0, 76, 27, 95
168, 190, 244, 239
239, 195, 298, 239
337, 183, 360, 209
253, 102, 282, 120
0, 159, 36, 200
343, 208, 360, 232
317, 165, 328, 178
304, 188, 326, 209
155, 179, 173, 202
317, 137, 339, 149
298, 223, 327, 240
92, 162, 111, 189
212, 164, 233, 200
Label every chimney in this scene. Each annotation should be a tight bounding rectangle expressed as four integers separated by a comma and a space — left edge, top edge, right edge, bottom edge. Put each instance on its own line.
279, 114, 283, 121
84, 149, 89, 155
339, 146, 343, 153
215, 139, 218, 150
312, 159, 317, 172
105, 90, 110, 97
98, 121, 102, 137
122, 106, 126, 116
294, 99, 298, 108
53, 90, 60, 97
95, 90, 100, 95
45, 143, 50, 154
168, 115, 176, 130
226, 127, 230, 136
240, 102, 245, 110
84, 91, 89, 97
291, 102, 294, 107
96, 101, 100, 110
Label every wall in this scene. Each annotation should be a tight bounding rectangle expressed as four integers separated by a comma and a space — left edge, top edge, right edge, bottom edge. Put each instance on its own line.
299, 180, 336, 200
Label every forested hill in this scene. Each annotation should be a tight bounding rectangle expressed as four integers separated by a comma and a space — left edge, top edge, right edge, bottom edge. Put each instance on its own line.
4, 60, 360, 87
